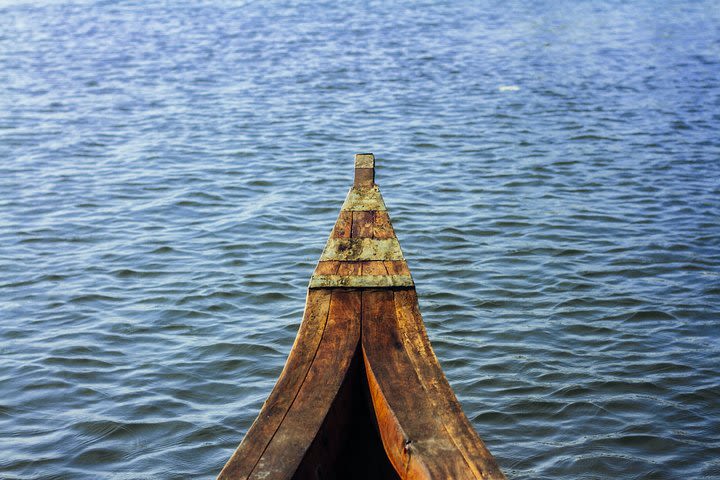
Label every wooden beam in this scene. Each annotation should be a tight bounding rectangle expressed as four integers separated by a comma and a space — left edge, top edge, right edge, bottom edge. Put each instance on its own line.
362, 290, 506, 479
354, 153, 375, 168
309, 275, 414, 288
319, 238, 404, 262
248, 291, 361, 479
341, 186, 387, 212
217, 289, 333, 479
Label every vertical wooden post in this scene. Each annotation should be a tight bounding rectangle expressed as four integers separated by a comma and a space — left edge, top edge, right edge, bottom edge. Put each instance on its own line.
354, 153, 375, 189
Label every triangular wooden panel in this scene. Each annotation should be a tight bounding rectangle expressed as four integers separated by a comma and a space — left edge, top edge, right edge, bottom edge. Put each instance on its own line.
217, 154, 505, 480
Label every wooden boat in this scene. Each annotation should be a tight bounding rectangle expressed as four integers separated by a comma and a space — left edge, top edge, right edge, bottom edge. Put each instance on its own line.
218, 154, 505, 480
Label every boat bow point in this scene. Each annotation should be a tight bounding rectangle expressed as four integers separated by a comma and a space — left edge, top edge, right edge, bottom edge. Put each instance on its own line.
218, 153, 505, 480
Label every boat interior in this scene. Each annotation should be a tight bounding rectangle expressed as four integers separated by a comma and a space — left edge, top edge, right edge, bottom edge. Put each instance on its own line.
292, 341, 400, 480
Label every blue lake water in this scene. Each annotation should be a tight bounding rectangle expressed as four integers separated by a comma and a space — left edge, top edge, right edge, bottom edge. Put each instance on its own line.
1, 1, 719, 478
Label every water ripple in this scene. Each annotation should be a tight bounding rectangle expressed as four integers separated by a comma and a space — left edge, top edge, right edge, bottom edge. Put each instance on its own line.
1, 1, 719, 479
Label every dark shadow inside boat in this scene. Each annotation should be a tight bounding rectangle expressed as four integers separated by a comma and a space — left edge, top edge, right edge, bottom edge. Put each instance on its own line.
292, 344, 400, 480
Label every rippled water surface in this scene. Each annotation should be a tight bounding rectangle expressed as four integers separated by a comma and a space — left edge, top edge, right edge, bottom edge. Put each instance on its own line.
2, 1, 720, 478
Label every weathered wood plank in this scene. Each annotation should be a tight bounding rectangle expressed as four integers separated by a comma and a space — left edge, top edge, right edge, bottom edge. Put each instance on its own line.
362, 290, 482, 480
341, 186, 387, 212
337, 261, 362, 276
384, 260, 410, 276
332, 211, 353, 239
248, 290, 361, 480
217, 289, 332, 480
354, 168, 375, 188
354, 153, 375, 168
315, 260, 341, 275
374, 212, 396, 239
393, 290, 506, 480
320, 238, 404, 262
364, 350, 426, 479
309, 275, 413, 288
352, 211, 375, 238
362, 260, 388, 276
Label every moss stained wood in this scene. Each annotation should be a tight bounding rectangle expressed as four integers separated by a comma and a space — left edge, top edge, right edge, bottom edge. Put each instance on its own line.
311, 162, 412, 288
319, 238, 405, 262
354, 153, 375, 169
309, 275, 413, 288
341, 186, 387, 212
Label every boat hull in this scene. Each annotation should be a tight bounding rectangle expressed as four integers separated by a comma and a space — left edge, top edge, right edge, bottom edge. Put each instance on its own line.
218, 154, 505, 479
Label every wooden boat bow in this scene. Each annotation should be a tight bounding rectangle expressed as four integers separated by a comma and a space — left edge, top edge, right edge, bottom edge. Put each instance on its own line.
218, 154, 505, 480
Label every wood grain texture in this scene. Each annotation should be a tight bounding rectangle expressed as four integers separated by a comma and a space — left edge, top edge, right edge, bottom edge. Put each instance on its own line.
362, 290, 463, 479
362, 260, 388, 276
292, 347, 400, 480
314, 260, 340, 276
362, 289, 505, 480
248, 290, 361, 480
354, 168, 374, 188
392, 290, 506, 480
220, 154, 504, 479
374, 212, 396, 239
384, 260, 411, 276
364, 349, 428, 479
337, 261, 362, 276
332, 211, 353, 238
352, 211, 375, 238
217, 289, 333, 480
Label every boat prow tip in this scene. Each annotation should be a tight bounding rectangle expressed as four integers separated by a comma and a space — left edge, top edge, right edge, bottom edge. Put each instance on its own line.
354, 152, 376, 189
311, 153, 414, 289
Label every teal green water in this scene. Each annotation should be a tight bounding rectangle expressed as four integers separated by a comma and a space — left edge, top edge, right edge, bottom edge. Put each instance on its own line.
1, 1, 719, 478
